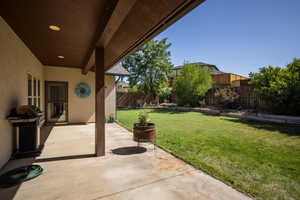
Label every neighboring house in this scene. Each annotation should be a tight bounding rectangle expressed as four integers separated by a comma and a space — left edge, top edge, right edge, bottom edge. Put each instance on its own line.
107, 64, 130, 92
105, 63, 130, 77
170, 62, 248, 88
172, 62, 220, 76
231, 78, 251, 87
212, 73, 248, 88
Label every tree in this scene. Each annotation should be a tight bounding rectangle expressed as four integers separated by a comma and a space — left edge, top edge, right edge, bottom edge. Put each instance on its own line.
174, 63, 212, 106
249, 58, 300, 115
122, 38, 173, 103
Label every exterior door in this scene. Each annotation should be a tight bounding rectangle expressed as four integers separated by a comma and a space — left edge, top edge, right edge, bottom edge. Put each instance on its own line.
45, 81, 68, 123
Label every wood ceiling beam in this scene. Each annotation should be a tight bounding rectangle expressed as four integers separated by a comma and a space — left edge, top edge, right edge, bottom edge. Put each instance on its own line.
83, 51, 95, 75
82, 0, 137, 75
97, 0, 137, 48
104, 0, 206, 71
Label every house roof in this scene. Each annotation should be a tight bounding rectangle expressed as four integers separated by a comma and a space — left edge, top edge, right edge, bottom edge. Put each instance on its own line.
174, 62, 226, 74
211, 70, 226, 75
105, 63, 129, 76
174, 62, 219, 71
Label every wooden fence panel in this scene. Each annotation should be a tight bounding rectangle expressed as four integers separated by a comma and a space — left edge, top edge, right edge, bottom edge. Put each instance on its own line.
205, 86, 268, 109
117, 92, 157, 107
118, 87, 269, 110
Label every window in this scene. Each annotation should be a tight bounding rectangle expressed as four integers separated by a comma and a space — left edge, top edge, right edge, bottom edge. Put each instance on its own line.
38, 80, 41, 108
27, 74, 33, 105
27, 73, 41, 108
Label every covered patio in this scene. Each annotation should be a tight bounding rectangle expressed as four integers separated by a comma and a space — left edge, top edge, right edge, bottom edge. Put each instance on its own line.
0, 123, 250, 200
0, 0, 207, 164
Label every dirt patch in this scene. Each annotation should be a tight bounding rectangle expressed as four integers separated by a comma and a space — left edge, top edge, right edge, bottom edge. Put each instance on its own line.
153, 152, 188, 171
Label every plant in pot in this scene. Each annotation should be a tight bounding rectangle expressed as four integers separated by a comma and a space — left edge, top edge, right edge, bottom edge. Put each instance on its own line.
133, 110, 156, 143
107, 114, 115, 123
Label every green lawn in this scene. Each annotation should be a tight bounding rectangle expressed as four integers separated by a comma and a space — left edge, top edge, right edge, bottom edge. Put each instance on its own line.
117, 109, 300, 200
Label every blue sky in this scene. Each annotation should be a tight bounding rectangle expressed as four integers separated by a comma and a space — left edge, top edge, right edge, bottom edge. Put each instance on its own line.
155, 0, 300, 77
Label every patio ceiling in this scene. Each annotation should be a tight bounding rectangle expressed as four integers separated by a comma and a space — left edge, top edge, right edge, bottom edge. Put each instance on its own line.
0, 0, 206, 73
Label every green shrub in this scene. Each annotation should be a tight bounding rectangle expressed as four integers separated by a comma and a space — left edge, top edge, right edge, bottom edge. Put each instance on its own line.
249, 58, 300, 115
128, 85, 138, 93
159, 89, 171, 103
174, 63, 212, 106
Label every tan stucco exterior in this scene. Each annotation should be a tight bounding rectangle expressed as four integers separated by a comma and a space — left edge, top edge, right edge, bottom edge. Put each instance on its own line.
0, 16, 117, 169
105, 75, 116, 120
45, 66, 96, 123
45, 66, 116, 123
0, 17, 44, 168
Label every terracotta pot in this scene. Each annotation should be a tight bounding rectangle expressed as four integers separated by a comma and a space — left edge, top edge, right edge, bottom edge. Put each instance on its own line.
133, 123, 156, 143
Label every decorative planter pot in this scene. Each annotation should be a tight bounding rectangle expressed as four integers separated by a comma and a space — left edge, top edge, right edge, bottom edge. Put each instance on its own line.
133, 123, 156, 143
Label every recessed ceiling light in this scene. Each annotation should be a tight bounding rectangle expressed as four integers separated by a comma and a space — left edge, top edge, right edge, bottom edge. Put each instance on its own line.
58, 56, 64, 59
49, 25, 61, 31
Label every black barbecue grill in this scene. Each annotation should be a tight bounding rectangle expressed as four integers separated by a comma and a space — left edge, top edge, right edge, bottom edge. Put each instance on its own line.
7, 105, 45, 158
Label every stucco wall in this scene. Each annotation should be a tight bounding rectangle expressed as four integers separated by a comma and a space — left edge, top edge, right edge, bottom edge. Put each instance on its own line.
0, 15, 116, 169
105, 75, 116, 119
0, 17, 44, 168
45, 66, 116, 123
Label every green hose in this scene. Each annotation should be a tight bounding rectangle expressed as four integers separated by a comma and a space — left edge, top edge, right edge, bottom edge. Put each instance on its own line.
0, 165, 43, 188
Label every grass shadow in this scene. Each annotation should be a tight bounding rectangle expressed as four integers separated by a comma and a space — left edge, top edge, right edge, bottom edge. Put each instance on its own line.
224, 118, 300, 137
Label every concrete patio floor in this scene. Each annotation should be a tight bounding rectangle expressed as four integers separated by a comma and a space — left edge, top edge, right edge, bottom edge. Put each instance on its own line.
0, 123, 251, 200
